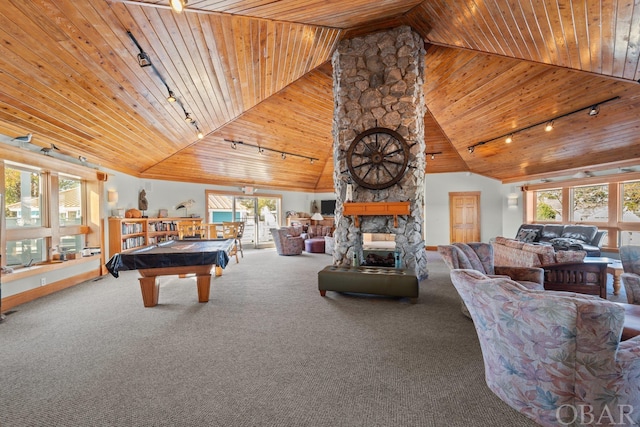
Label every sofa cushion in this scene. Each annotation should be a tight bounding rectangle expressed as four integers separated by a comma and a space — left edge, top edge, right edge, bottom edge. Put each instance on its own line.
522, 243, 556, 265
561, 225, 597, 243
516, 228, 540, 243
540, 224, 565, 241
504, 239, 525, 249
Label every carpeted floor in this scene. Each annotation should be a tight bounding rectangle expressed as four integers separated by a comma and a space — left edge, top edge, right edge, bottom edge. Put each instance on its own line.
0, 249, 540, 426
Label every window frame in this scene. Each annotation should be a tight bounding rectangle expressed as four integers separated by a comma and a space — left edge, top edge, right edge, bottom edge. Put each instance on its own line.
524, 172, 640, 252
1, 155, 101, 269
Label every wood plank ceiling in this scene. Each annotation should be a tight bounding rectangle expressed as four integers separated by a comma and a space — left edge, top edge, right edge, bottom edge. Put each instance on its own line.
0, 0, 639, 192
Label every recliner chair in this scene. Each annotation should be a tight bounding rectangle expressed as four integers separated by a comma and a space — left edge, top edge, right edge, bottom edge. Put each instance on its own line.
438, 242, 544, 317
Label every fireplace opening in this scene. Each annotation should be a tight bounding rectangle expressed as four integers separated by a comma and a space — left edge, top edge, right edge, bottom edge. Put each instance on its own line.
362, 233, 396, 267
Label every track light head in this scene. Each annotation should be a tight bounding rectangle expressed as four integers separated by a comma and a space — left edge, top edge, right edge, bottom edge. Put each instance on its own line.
137, 52, 152, 67
281, 152, 286, 160
505, 135, 513, 144
468, 146, 474, 154
184, 113, 193, 123
588, 105, 600, 116
544, 121, 554, 132
167, 90, 176, 103
169, 0, 187, 13
231, 142, 237, 149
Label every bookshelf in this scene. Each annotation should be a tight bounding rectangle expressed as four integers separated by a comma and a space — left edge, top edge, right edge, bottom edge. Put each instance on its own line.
108, 217, 202, 258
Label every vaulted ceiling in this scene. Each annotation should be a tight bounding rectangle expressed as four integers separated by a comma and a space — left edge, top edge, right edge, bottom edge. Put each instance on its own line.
1, 0, 639, 192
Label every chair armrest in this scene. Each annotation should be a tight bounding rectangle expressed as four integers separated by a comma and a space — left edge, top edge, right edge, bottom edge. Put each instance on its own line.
621, 272, 640, 304
494, 266, 544, 285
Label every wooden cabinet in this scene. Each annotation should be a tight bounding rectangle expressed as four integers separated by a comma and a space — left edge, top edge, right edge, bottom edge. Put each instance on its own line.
287, 217, 334, 227
108, 217, 202, 258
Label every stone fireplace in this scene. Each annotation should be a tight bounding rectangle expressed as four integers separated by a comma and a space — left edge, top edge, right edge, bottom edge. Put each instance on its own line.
331, 26, 429, 280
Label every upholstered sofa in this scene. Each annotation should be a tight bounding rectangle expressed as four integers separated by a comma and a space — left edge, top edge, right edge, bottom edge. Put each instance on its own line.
492, 236, 608, 297
492, 236, 586, 267
449, 268, 640, 426
270, 226, 304, 255
514, 223, 606, 256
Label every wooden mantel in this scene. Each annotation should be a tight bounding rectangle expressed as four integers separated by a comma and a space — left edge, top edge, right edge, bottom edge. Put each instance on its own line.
343, 202, 411, 227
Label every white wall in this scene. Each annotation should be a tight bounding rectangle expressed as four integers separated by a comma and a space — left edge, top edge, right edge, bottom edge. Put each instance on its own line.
105, 169, 528, 251
103, 169, 335, 254
424, 172, 518, 246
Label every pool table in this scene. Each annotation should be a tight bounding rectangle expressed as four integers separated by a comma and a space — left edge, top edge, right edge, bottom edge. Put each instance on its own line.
105, 239, 234, 307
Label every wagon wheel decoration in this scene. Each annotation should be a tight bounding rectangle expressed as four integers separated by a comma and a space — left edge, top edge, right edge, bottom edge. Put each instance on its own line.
346, 127, 410, 190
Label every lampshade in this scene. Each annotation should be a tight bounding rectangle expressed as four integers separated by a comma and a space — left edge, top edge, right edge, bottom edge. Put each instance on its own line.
311, 212, 324, 221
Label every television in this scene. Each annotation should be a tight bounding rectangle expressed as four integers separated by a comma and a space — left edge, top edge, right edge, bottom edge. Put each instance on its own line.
320, 199, 336, 216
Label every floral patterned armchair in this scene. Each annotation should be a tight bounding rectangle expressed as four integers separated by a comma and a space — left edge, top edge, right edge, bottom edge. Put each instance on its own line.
450, 268, 640, 426
270, 227, 304, 256
620, 245, 640, 304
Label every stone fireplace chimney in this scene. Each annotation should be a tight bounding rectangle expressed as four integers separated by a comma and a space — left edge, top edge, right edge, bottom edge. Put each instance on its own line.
331, 26, 429, 280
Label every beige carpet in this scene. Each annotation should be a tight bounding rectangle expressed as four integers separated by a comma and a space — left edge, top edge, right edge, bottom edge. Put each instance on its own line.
0, 248, 538, 426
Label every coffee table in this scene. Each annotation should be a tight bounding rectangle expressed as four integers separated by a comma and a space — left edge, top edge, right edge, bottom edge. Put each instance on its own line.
585, 257, 623, 295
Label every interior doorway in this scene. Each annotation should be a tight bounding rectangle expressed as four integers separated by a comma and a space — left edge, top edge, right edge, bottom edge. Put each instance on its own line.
449, 191, 481, 243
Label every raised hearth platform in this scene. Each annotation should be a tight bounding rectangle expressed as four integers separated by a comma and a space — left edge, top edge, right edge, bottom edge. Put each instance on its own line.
318, 265, 418, 300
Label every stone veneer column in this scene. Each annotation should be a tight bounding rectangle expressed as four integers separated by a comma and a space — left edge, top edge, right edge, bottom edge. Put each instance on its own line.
332, 26, 429, 280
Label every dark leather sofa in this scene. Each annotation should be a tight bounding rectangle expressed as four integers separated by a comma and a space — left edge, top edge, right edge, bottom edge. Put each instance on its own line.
515, 224, 606, 257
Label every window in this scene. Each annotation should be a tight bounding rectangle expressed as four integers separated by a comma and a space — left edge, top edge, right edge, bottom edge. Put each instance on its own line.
5, 165, 42, 228
2, 159, 96, 269
572, 184, 608, 222
59, 175, 82, 226
621, 181, 640, 223
535, 189, 562, 221
6, 238, 45, 267
526, 176, 640, 251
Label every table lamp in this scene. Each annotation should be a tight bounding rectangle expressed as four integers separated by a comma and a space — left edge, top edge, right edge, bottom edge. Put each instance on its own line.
311, 212, 324, 225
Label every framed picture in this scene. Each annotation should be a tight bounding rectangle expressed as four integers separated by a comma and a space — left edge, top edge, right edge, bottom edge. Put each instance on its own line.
158, 209, 168, 218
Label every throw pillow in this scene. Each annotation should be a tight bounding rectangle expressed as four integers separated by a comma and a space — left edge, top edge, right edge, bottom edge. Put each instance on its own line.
516, 228, 539, 243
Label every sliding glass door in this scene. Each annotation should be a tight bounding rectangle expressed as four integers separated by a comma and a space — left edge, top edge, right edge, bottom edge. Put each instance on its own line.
206, 191, 281, 249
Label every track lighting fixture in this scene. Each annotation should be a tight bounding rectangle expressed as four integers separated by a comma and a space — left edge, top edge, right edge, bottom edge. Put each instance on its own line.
127, 31, 153, 68
425, 151, 442, 160
224, 139, 319, 163
78, 156, 87, 163
169, 0, 187, 13
466, 96, 619, 154
137, 52, 152, 67
193, 123, 203, 139
128, 30, 201, 139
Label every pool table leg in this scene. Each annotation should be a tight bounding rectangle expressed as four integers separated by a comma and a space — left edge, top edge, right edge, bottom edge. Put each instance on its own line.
139, 277, 160, 307
196, 274, 212, 302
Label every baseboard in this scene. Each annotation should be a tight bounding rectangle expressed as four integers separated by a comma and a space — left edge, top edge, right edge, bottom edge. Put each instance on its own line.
1, 269, 101, 312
